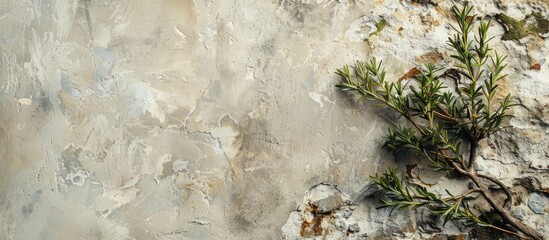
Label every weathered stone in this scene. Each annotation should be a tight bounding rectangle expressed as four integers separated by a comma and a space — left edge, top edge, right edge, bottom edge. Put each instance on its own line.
335, 219, 347, 230
528, 193, 546, 214
306, 183, 352, 213
512, 208, 526, 220
475, 164, 485, 172
348, 223, 361, 233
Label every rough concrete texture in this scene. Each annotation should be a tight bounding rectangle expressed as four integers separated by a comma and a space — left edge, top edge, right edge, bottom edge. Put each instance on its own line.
0, 0, 548, 239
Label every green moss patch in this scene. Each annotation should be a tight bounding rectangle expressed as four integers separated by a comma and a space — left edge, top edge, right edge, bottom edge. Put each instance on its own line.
365, 19, 387, 41
495, 12, 549, 40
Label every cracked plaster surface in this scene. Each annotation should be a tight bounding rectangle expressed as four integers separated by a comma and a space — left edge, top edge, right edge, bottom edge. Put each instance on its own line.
0, 0, 548, 239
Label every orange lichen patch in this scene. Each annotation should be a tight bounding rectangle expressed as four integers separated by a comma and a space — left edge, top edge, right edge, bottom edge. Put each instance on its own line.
530, 63, 541, 70
300, 203, 333, 237
300, 216, 323, 237
398, 67, 421, 82
416, 51, 444, 64
434, 5, 453, 20
454, 234, 467, 240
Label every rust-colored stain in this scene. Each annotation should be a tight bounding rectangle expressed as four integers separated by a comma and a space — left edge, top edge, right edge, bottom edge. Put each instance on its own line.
398, 68, 421, 82
300, 216, 323, 237
531, 63, 541, 70
397, 27, 404, 36
417, 51, 444, 64
466, 16, 474, 24
454, 234, 466, 240
300, 203, 332, 237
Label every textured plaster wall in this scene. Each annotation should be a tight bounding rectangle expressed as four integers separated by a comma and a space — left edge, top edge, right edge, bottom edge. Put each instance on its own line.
0, 0, 548, 239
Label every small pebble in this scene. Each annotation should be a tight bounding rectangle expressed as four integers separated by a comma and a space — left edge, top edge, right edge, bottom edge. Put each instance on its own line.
512, 208, 525, 220
528, 193, 545, 214
342, 209, 353, 218
348, 223, 360, 232
357, 233, 369, 240
468, 181, 475, 189
335, 219, 347, 230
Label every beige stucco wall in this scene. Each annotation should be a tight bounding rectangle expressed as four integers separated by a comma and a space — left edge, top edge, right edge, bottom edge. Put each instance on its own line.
0, 0, 548, 239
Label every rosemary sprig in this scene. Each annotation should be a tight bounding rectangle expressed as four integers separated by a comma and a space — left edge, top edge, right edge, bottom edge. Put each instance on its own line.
336, 4, 544, 240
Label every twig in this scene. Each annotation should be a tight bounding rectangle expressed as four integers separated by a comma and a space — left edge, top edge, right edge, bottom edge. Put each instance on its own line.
443, 188, 481, 201
478, 173, 514, 208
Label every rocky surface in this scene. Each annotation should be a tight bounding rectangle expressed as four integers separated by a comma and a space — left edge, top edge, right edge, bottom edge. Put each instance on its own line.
0, 0, 548, 239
